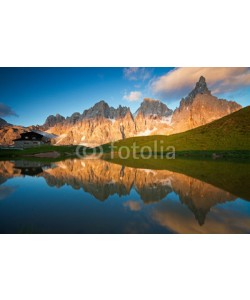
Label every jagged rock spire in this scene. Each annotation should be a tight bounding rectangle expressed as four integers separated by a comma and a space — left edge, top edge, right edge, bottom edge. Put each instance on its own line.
82, 100, 110, 118
82, 100, 130, 119
44, 114, 65, 127
135, 98, 173, 117
194, 76, 211, 94
184, 76, 211, 103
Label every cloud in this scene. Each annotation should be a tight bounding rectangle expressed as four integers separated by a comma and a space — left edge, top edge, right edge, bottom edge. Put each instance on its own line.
0, 103, 18, 118
151, 67, 250, 99
0, 186, 16, 200
123, 91, 142, 102
123, 67, 151, 81
123, 200, 142, 211
152, 200, 250, 234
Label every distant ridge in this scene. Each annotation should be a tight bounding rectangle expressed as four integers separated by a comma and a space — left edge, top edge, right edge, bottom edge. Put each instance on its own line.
103, 106, 250, 152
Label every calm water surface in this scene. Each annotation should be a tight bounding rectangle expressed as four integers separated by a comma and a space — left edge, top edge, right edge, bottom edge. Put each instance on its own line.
0, 159, 249, 233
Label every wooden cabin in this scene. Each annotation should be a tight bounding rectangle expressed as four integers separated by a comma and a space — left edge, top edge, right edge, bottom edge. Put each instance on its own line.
13, 130, 55, 148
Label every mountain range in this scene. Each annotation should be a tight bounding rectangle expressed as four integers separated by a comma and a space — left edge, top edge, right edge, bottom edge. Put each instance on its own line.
0, 76, 242, 146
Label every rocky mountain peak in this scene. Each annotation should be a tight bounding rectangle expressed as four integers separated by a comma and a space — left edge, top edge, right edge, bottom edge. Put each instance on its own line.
135, 98, 173, 117
44, 114, 65, 128
144, 98, 158, 103
195, 76, 211, 94
66, 112, 82, 124
172, 76, 242, 133
82, 100, 131, 120
33, 85, 242, 147
183, 76, 211, 104
82, 100, 111, 119
93, 100, 109, 109
112, 105, 131, 119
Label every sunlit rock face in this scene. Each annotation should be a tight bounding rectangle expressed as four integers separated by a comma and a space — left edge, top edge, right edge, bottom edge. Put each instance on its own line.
0, 118, 24, 145
44, 114, 65, 128
46, 99, 173, 146
0, 125, 26, 145
0, 76, 242, 146
134, 98, 173, 135
171, 76, 241, 133
0, 118, 44, 146
48, 110, 137, 147
45, 77, 241, 146
135, 98, 173, 117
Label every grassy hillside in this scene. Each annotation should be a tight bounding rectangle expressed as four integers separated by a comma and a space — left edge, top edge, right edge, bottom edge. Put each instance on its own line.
1, 107, 249, 160
0, 145, 81, 161
101, 106, 250, 154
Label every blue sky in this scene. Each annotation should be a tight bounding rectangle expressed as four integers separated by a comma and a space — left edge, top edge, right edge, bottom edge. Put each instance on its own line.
0, 67, 249, 126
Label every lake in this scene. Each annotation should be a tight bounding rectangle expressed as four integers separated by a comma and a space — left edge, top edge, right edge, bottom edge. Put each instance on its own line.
0, 158, 249, 233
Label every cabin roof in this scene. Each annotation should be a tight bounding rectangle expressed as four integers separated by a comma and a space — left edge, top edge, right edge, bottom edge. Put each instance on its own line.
32, 130, 57, 139
13, 130, 57, 141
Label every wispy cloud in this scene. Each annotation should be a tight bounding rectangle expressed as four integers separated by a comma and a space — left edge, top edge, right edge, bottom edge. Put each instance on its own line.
152, 201, 250, 234
0, 186, 16, 200
151, 67, 250, 99
123, 200, 142, 211
123, 91, 142, 102
0, 102, 18, 118
123, 67, 152, 81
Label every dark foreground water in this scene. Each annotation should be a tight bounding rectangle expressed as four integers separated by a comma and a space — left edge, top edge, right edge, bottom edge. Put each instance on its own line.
0, 158, 249, 233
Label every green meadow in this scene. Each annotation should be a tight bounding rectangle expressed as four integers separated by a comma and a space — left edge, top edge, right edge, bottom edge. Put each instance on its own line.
100, 106, 250, 156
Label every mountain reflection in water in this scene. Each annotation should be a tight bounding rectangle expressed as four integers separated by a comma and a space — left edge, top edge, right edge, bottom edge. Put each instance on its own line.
0, 159, 249, 233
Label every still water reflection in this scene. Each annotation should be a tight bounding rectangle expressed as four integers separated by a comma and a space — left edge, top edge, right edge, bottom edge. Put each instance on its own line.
0, 159, 249, 233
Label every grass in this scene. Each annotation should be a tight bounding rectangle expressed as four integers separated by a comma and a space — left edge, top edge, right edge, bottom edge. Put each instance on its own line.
100, 107, 250, 200
0, 145, 81, 161
1, 107, 249, 161
99, 106, 250, 156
